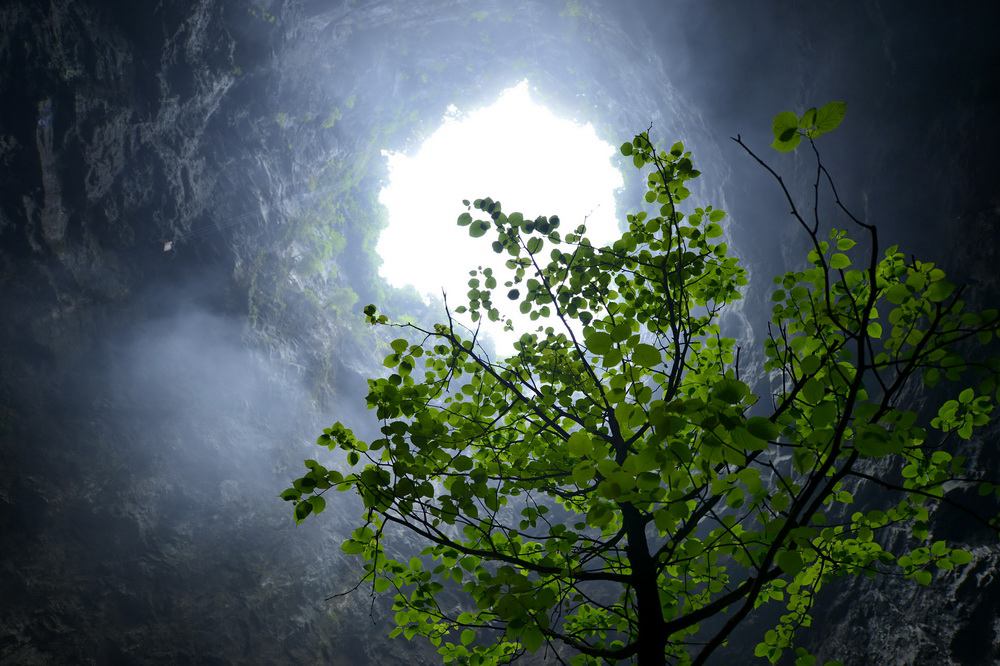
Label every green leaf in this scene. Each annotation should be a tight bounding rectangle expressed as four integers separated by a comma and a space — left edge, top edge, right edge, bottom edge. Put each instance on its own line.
772, 111, 800, 142
795, 649, 818, 666
836, 238, 857, 251
746, 417, 779, 441
632, 343, 661, 367
308, 495, 326, 514
855, 426, 901, 457
469, 220, 490, 238
802, 378, 825, 404
731, 426, 768, 451
611, 321, 631, 343
777, 550, 804, 576
586, 503, 612, 529
457, 212, 473, 227
814, 101, 847, 135
567, 431, 595, 457
884, 284, 910, 304
713, 378, 746, 404
799, 107, 817, 129
585, 331, 613, 355
526, 237, 543, 254
461, 629, 476, 646
636, 471, 660, 490
811, 403, 838, 428
620, 141, 633, 156
572, 461, 595, 486
521, 627, 544, 652
950, 549, 974, 565
295, 500, 313, 522
800, 355, 821, 375
829, 253, 851, 269
771, 133, 802, 153
340, 539, 365, 554
926, 280, 955, 302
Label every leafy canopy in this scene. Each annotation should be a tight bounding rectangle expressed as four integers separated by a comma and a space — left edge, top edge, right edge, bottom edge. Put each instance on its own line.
285, 103, 1000, 665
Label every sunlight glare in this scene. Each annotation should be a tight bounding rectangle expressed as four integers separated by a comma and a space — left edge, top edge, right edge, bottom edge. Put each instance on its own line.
377, 80, 623, 356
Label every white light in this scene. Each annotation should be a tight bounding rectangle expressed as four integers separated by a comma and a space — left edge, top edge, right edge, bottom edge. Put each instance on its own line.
377, 80, 623, 356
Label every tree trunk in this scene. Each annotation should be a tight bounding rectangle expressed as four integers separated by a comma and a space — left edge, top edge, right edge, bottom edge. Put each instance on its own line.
622, 502, 666, 665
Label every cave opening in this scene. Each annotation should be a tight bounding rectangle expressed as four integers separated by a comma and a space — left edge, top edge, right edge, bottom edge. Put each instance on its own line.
375, 79, 624, 353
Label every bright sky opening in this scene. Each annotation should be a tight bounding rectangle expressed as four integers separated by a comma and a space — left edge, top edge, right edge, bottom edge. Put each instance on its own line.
376, 80, 624, 356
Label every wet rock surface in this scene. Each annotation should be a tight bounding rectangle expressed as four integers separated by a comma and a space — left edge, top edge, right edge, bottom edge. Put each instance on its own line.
0, 1, 997, 663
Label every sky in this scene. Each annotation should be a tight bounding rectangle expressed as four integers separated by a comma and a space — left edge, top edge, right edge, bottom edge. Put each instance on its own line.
376, 80, 623, 354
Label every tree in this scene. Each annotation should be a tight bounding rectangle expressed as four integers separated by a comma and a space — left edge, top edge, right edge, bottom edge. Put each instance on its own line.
284, 102, 1000, 665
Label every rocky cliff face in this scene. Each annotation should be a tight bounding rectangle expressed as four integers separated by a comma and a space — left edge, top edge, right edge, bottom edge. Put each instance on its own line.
0, 1, 394, 662
0, 1, 997, 664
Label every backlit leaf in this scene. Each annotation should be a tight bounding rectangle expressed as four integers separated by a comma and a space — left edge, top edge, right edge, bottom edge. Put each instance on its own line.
814, 101, 847, 135
633, 343, 661, 367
